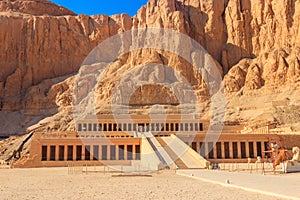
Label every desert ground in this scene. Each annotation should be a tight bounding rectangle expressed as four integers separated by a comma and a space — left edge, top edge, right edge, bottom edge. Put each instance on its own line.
0, 167, 283, 200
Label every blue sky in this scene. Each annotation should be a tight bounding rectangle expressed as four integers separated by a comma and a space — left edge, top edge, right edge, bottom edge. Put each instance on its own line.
51, 0, 148, 16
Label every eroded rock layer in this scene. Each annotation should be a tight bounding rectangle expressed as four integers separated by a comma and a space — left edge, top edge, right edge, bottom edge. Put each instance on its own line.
0, 0, 300, 134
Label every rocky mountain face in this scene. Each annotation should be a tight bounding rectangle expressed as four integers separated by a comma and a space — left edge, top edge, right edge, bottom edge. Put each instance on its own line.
0, 0, 300, 135
0, 8, 132, 113
0, 0, 76, 16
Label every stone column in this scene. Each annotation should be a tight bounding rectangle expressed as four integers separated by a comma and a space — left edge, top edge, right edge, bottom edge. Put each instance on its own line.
55, 145, 59, 161
133, 145, 136, 160
90, 145, 94, 161
246, 142, 250, 158
116, 145, 119, 160
261, 142, 265, 155
221, 142, 225, 159
237, 142, 241, 158
47, 145, 50, 161
99, 145, 102, 160
124, 145, 128, 160
205, 142, 209, 159
229, 142, 233, 158
213, 143, 217, 159
253, 142, 258, 158
82, 146, 85, 161
64, 145, 68, 161
73, 145, 76, 161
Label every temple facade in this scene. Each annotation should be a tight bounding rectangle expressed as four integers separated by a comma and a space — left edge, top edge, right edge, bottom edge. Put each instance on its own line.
17, 115, 284, 169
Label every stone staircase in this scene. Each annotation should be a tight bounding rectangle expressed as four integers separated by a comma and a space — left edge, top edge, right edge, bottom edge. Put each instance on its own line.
156, 137, 188, 169
141, 132, 208, 170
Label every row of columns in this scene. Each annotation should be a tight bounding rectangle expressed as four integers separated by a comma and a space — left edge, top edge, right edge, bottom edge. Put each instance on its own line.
78, 122, 204, 132
193, 141, 266, 159
42, 144, 141, 161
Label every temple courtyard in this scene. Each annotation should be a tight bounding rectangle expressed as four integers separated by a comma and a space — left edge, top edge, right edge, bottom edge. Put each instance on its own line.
1, 167, 299, 200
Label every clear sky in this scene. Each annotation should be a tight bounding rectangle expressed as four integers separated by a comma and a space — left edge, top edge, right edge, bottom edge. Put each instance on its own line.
50, 0, 148, 16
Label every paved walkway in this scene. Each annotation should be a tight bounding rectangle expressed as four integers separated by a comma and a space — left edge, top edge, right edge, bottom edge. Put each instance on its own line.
177, 169, 300, 200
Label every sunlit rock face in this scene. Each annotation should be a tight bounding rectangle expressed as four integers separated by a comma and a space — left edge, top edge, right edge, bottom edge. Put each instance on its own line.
0, 0, 300, 134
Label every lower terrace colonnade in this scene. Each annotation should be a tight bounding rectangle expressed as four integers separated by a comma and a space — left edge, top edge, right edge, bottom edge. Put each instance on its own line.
41, 144, 141, 162
40, 139, 270, 162
188, 140, 268, 161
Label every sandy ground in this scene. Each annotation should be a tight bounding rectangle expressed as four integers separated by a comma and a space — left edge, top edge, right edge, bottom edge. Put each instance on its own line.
178, 169, 300, 200
0, 168, 282, 200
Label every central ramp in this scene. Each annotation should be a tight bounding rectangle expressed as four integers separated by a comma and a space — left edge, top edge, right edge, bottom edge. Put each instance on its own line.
143, 132, 208, 169
143, 132, 175, 169
158, 134, 209, 169
156, 137, 188, 169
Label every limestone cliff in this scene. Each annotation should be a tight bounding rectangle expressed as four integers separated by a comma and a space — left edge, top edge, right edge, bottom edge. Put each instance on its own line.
0, 7, 132, 114
0, 0, 300, 135
0, 1, 133, 134
0, 0, 76, 16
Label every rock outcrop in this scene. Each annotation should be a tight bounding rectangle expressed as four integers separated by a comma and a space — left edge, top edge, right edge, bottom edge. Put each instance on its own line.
224, 47, 300, 93
0, 0, 300, 134
0, 10, 132, 114
0, 0, 76, 16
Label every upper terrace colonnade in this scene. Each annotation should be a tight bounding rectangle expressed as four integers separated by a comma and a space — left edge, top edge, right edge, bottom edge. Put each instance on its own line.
76, 114, 213, 134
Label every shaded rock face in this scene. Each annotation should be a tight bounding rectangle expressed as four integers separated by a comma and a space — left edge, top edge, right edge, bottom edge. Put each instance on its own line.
0, 12, 132, 114
0, 0, 300, 134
